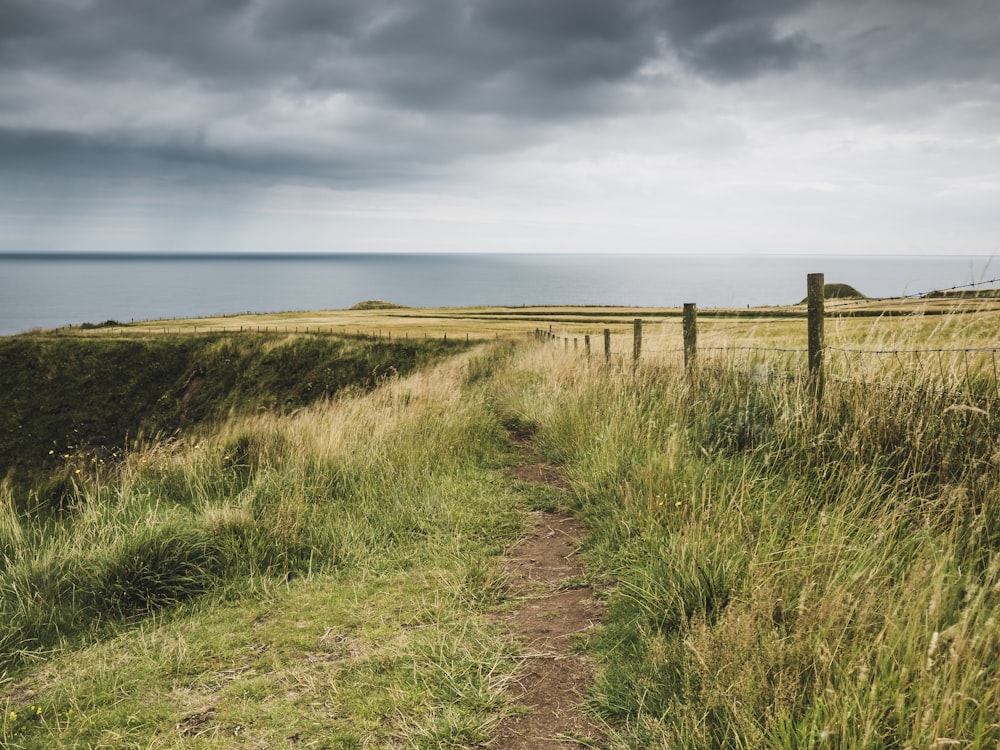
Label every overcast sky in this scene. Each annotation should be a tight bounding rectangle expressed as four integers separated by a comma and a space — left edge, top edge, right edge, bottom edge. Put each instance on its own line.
1, 0, 998, 255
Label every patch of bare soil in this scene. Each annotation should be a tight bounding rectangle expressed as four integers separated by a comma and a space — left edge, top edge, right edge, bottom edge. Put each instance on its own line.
494, 463, 606, 748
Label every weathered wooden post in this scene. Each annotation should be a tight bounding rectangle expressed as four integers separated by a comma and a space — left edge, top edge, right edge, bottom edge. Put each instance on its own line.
564, 338, 568, 352
574, 338, 578, 351
604, 328, 611, 364
633, 319, 642, 362
585, 334, 591, 358
683, 303, 697, 377
807, 273, 825, 402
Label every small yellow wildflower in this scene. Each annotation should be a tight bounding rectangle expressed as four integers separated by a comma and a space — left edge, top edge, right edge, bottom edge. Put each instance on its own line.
675, 501, 682, 507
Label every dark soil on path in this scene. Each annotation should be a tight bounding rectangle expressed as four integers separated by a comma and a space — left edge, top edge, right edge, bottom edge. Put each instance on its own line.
493, 462, 607, 748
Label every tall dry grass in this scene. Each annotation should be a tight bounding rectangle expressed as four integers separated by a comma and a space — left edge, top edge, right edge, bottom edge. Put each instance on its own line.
493, 323, 1000, 748
0, 347, 522, 677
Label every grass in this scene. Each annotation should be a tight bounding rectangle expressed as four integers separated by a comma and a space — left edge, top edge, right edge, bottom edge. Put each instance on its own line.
0, 332, 468, 499
0, 345, 534, 747
487, 325, 1000, 748
3, 296, 1000, 747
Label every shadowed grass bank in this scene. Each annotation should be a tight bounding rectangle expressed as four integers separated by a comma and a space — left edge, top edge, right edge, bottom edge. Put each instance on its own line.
0, 333, 468, 503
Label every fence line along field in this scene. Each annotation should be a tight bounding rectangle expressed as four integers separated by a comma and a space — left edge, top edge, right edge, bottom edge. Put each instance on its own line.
31, 276, 1000, 404
41, 284, 1000, 349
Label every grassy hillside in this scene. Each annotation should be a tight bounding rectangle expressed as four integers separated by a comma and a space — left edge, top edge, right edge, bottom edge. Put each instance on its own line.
0, 333, 467, 505
1, 342, 533, 747
3, 300, 1000, 747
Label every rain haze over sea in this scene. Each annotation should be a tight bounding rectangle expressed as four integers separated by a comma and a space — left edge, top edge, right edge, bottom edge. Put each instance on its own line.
1, 253, 995, 337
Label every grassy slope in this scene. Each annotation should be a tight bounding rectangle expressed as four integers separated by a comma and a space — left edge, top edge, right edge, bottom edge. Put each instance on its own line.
4, 298, 1000, 747
1, 344, 537, 748
0, 333, 467, 501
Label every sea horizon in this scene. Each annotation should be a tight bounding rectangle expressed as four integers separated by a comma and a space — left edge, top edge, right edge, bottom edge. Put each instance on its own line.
2, 252, 997, 337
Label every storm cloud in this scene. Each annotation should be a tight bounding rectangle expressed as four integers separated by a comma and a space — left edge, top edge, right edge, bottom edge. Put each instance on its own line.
0, 0, 998, 254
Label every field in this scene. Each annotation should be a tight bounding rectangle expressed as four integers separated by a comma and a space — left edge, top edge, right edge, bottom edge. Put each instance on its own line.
64, 294, 1000, 345
2, 296, 1000, 747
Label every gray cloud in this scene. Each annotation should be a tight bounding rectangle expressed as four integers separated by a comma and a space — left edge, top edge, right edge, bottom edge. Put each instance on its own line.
831, 3, 1000, 88
0, 0, 819, 111
0, 0, 997, 196
655, 0, 820, 79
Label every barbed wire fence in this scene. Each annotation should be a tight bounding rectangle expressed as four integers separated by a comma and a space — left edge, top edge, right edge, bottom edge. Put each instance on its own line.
542, 272, 1000, 411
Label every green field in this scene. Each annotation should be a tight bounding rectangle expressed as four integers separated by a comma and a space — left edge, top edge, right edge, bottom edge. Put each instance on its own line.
2, 299, 999, 747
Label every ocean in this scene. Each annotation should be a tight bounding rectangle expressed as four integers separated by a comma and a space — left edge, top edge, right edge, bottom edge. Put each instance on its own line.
0, 253, 996, 337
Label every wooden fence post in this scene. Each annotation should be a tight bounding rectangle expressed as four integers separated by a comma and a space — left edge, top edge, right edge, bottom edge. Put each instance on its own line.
807, 273, 825, 402
683, 303, 697, 377
604, 328, 611, 364
574, 338, 578, 351
633, 319, 642, 362
585, 334, 591, 358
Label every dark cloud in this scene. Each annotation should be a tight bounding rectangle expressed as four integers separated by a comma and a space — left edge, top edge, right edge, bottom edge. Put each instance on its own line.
0, 123, 466, 192
253, 0, 373, 39
652, 0, 819, 79
682, 21, 819, 79
0, 0, 997, 194
831, 4, 1000, 88
0, 0, 819, 115
0, 2, 59, 41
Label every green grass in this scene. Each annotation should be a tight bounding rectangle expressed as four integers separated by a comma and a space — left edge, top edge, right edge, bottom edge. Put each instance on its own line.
488, 342, 1000, 748
1, 570, 519, 748
1, 344, 536, 747
0, 332, 468, 502
5, 304, 1000, 747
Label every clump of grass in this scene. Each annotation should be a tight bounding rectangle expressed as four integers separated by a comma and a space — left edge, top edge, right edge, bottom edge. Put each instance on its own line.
0, 489, 22, 564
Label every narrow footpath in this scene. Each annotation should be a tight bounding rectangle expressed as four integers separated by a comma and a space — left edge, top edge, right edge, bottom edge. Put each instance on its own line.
493, 459, 607, 748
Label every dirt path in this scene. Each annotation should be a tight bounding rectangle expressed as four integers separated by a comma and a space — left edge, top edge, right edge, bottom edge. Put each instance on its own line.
493, 462, 606, 748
